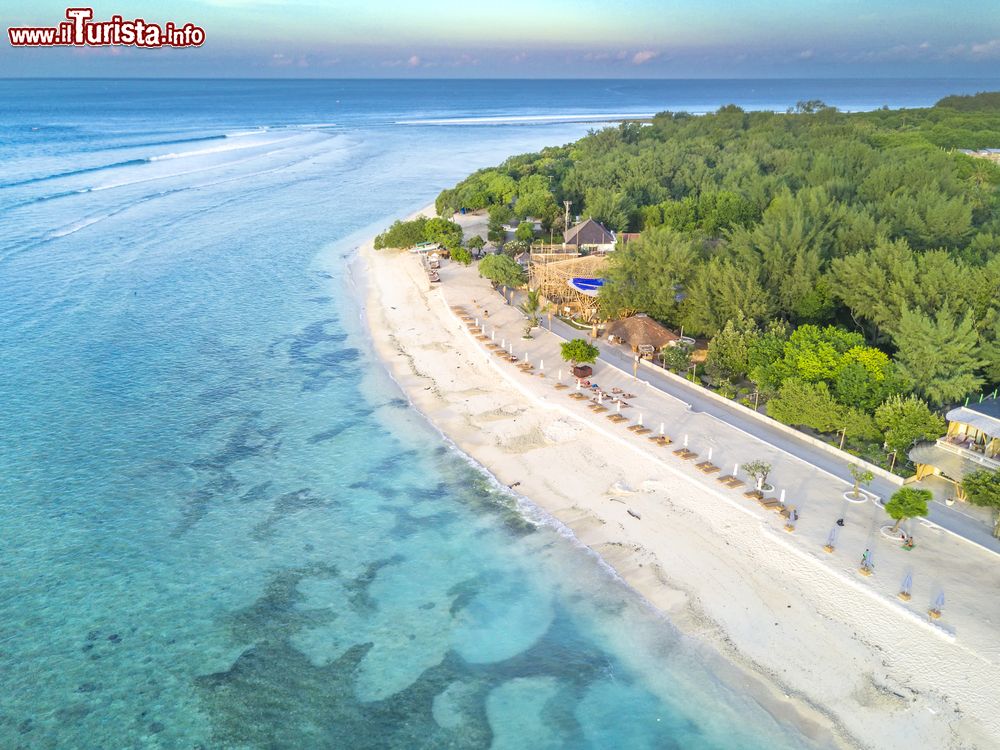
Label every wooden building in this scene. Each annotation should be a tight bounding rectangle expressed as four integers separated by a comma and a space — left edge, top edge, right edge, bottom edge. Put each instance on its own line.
910, 394, 1000, 499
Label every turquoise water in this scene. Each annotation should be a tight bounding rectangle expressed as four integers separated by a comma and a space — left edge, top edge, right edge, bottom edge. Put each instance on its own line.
8, 78, 995, 747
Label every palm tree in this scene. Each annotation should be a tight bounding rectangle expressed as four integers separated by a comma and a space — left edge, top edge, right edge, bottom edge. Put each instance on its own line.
518, 290, 541, 337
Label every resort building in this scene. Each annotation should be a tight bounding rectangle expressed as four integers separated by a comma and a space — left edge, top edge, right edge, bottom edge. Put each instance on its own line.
910, 394, 1000, 500
563, 218, 615, 254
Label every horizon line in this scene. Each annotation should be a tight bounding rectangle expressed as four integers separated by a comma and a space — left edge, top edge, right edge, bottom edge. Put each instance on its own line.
3, 75, 1000, 83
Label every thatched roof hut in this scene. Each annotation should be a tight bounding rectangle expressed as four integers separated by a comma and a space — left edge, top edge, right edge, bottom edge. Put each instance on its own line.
605, 314, 678, 350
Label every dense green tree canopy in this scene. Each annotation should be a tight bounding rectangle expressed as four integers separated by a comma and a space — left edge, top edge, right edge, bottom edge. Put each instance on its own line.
438, 94, 1000, 459
874, 395, 946, 453
478, 254, 525, 288
374, 216, 463, 252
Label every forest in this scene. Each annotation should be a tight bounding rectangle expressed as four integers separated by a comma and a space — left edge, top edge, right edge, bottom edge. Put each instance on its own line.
435, 92, 1000, 468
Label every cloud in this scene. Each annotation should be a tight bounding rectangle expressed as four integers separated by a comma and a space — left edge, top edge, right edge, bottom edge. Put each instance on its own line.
797, 49, 815, 60
631, 50, 659, 65
407, 55, 421, 67
970, 39, 1000, 58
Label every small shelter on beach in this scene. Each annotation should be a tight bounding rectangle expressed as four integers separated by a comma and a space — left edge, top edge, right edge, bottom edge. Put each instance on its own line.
605, 314, 678, 353
910, 394, 1000, 499
564, 218, 615, 254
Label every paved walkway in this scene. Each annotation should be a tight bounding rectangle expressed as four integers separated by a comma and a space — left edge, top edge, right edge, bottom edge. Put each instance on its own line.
434, 270, 1000, 658
439, 269, 1000, 657
498, 287, 1000, 555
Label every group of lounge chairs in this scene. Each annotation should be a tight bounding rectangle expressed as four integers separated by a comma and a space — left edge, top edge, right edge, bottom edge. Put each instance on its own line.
451, 302, 800, 528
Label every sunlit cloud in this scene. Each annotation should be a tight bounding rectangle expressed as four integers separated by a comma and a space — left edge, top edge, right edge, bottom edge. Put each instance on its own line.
631, 50, 659, 65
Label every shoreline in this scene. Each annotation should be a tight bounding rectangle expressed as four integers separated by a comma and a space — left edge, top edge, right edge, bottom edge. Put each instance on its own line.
350, 202, 998, 750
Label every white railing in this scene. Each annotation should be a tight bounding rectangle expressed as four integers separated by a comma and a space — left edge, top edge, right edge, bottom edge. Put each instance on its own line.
935, 438, 1000, 470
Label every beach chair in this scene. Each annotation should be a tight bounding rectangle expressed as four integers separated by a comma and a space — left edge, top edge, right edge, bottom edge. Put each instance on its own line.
695, 462, 720, 474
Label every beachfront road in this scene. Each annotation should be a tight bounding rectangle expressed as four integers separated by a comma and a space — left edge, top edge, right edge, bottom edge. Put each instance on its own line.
504, 288, 1000, 556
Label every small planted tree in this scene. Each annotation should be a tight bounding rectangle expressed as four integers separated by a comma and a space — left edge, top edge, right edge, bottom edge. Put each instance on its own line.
518, 290, 541, 337
884, 487, 931, 533
744, 460, 772, 492
450, 246, 473, 266
466, 235, 485, 255
849, 465, 874, 499
660, 342, 692, 373
561, 338, 599, 367
962, 470, 1000, 538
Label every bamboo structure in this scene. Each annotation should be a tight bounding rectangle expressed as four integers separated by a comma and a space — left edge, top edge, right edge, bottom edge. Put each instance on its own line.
528, 252, 608, 322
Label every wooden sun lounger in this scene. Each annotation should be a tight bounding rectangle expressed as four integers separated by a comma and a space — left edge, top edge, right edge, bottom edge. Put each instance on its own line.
476, 334, 489, 341
672, 448, 697, 460
648, 435, 673, 445
716, 475, 744, 488
554, 383, 568, 390
628, 426, 652, 435
743, 489, 764, 499
759, 498, 781, 510
569, 392, 588, 400
607, 414, 628, 423
695, 462, 720, 474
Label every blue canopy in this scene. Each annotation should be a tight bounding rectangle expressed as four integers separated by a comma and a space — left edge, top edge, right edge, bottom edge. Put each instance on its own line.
568, 277, 605, 297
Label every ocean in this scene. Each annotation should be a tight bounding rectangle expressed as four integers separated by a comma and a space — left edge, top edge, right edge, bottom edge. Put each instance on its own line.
1, 78, 996, 749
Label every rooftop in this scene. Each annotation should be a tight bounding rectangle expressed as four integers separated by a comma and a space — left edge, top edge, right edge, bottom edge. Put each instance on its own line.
605, 314, 678, 350
910, 441, 999, 480
948, 395, 1000, 438
564, 218, 614, 246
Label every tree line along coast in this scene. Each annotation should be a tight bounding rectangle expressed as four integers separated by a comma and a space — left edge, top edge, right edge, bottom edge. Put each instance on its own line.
375, 91, 1000, 530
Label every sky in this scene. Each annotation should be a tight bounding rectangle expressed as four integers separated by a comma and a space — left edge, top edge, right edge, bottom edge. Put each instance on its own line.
2, 0, 1000, 78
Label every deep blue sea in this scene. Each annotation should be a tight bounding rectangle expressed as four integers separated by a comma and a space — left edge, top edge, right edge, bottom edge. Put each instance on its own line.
2, 78, 997, 749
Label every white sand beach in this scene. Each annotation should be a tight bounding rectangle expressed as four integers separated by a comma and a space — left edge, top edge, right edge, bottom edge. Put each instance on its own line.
356, 204, 1000, 750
